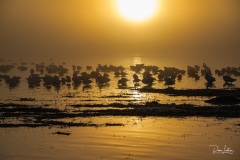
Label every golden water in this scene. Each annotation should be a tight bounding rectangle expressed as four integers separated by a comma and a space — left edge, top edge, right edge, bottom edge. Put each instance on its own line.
1, 57, 240, 159
1, 61, 239, 107
0, 117, 239, 160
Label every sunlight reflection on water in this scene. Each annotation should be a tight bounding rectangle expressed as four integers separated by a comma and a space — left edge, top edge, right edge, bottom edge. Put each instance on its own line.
0, 117, 239, 160
0, 57, 240, 107
0, 77, 239, 107
1, 57, 240, 160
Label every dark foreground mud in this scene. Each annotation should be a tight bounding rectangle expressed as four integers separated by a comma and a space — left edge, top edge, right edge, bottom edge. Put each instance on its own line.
0, 100, 240, 128
137, 88, 240, 97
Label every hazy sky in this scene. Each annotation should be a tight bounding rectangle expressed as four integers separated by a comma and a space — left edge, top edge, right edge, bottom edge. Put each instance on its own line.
0, 0, 239, 66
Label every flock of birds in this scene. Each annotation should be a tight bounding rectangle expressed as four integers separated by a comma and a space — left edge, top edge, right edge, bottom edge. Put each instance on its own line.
0, 61, 239, 90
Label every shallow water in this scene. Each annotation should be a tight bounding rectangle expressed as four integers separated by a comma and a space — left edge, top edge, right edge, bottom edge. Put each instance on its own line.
1, 61, 240, 107
1, 59, 240, 159
0, 117, 239, 160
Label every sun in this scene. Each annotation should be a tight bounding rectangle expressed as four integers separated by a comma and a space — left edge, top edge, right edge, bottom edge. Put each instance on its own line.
116, 0, 158, 22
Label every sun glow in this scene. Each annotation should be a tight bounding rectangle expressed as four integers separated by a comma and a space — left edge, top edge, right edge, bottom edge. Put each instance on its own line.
116, 0, 158, 22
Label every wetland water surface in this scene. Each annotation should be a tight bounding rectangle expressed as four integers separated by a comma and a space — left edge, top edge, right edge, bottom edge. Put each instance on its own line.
0, 61, 240, 159
0, 117, 239, 160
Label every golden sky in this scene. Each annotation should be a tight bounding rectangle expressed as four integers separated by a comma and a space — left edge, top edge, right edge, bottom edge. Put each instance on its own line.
0, 0, 239, 65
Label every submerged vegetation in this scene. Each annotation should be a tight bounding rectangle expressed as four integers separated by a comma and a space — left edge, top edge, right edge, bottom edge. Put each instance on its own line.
0, 98, 240, 128
137, 88, 240, 97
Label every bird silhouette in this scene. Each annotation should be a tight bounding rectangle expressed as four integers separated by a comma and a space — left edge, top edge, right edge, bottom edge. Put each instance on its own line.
205, 74, 216, 83
223, 75, 236, 83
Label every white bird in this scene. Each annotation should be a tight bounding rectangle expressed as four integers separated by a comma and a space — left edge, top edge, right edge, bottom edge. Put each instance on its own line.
223, 75, 236, 83
164, 77, 175, 86
118, 78, 128, 86
133, 74, 141, 82
177, 74, 182, 81
82, 78, 92, 85
205, 74, 216, 83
